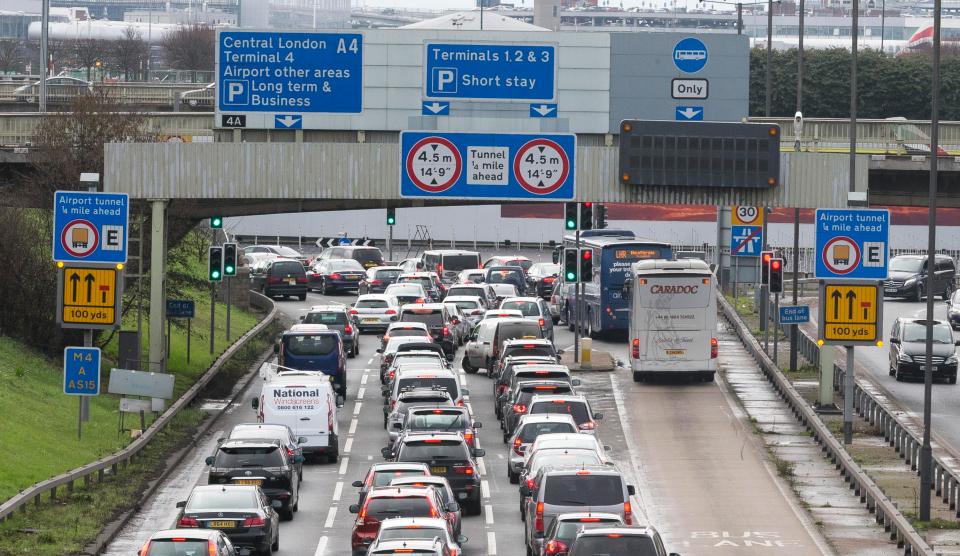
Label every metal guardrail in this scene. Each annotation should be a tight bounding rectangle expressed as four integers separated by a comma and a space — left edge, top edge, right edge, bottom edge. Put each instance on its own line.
0, 82, 208, 106
751, 117, 960, 154
0, 112, 214, 147
720, 295, 933, 555
0, 291, 277, 523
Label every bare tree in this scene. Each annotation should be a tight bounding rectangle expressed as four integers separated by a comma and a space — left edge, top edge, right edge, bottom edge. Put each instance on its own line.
161, 24, 215, 81
111, 27, 149, 81
0, 40, 22, 73
74, 38, 107, 81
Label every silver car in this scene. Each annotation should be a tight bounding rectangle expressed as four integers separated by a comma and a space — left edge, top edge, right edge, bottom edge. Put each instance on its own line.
443, 302, 471, 345
350, 294, 399, 332
443, 295, 487, 326
505, 414, 578, 484
500, 296, 555, 342
384, 387, 454, 439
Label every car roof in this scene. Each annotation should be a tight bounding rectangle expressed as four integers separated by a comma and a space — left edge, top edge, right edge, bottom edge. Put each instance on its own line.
408, 405, 467, 414
575, 526, 657, 537
492, 317, 532, 325
219, 438, 282, 450
554, 512, 625, 522
377, 516, 449, 529
191, 484, 259, 493
148, 529, 225, 541
502, 297, 544, 303
531, 433, 597, 445
542, 464, 622, 477
308, 305, 348, 312
396, 368, 457, 379
489, 255, 532, 261
387, 337, 433, 347
286, 324, 331, 333
443, 295, 484, 302
398, 388, 453, 399
530, 394, 588, 404
517, 413, 578, 425
401, 431, 466, 443
898, 318, 948, 325
358, 294, 396, 301
504, 338, 553, 346
368, 485, 436, 498
516, 380, 574, 391
230, 423, 291, 434
393, 350, 444, 358
402, 303, 446, 310
370, 266, 404, 271
371, 462, 431, 472
388, 322, 430, 329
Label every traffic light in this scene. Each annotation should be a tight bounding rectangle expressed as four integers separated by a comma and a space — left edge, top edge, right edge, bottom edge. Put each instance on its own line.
564, 202, 578, 230
210, 216, 223, 229
223, 243, 237, 276
580, 202, 594, 231
580, 248, 593, 282
386, 207, 396, 226
595, 203, 608, 229
208, 246, 223, 281
564, 248, 578, 281
769, 258, 784, 294
760, 250, 774, 285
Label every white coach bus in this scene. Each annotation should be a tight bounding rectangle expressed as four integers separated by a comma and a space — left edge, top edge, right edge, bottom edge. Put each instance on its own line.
625, 259, 718, 383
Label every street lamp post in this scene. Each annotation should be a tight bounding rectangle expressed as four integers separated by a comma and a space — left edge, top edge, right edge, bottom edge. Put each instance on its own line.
765, 0, 773, 116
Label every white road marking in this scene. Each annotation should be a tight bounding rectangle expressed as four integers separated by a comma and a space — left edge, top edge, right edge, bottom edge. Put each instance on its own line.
481, 479, 490, 499
323, 506, 337, 529
361, 374, 369, 385
353, 402, 362, 416
487, 532, 498, 555
477, 457, 487, 477
344, 437, 353, 454
338, 456, 349, 475
357, 387, 366, 399
313, 536, 328, 556
349, 418, 358, 435
367, 455, 373, 460
496, 453, 504, 460
332, 481, 343, 502
367, 357, 376, 364
484, 504, 495, 525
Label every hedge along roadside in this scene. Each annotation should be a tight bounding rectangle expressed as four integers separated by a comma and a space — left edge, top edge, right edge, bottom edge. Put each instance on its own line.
719, 295, 934, 556
0, 291, 278, 523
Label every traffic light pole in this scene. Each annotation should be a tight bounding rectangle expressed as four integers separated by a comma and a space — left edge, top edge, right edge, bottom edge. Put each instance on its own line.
226, 276, 231, 342
209, 282, 216, 355
388, 225, 393, 262
763, 284, 770, 353
574, 228, 580, 364
844, 346, 854, 444
773, 293, 780, 366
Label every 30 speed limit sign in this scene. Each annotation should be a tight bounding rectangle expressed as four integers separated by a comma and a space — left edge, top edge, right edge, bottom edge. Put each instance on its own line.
732, 206, 765, 226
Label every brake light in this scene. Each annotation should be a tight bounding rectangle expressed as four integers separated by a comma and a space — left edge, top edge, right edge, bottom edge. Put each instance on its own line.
513, 404, 527, 414
416, 298, 424, 303
267, 276, 281, 285
632, 338, 640, 359
385, 309, 397, 315
349, 309, 359, 315
454, 465, 475, 475
579, 421, 595, 430
424, 439, 442, 443
456, 399, 464, 407
711, 337, 719, 359
387, 370, 395, 381
624, 501, 633, 525
579, 517, 602, 522
607, 534, 623, 538
370, 279, 382, 285
534, 386, 556, 390
296, 276, 308, 283
330, 273, 342, 280
535, 502, 544, 533
545, 540, 568, 555
287, 448, 295, 457
344, 324, 353, 334
526, 478, 535, 490
513, 437, 524, 455
544, 277, 555, 283
464, 431, 474, 444
576, 469, 592, 475
177, 516, 199, 527
538, 318, 545, 327
442, 326, 450, 336
429, 502, 439, 518
242, 516, 265, 527
437, 264, 443, 274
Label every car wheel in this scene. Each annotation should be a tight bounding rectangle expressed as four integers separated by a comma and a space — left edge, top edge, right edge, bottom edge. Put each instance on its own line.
894, 366, 903, 382
914, 286, 923, 302
508, 467, 519, 484
298, 293, 306, 301
271, 531, 279, 552
466, 496, 483, 516
280, 508, 293, 521
462, 357, 478, 374
944, 281, 956, 300
633, 371, 644, 382
326, 447, 339, 464
951, 374, 958, 384
321, 279, 330, 295
889, 365, 895, 376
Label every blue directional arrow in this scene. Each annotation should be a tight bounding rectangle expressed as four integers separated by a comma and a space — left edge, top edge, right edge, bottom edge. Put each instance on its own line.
274, 114, 302, 129
529, 103, 557, 118
422, 101, 449, 116
675, 106, 704, 121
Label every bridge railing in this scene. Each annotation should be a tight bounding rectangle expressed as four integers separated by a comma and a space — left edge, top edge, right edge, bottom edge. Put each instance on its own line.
0, 112, 213, 147
0, 82, 209, 107
750, 117, 960, 154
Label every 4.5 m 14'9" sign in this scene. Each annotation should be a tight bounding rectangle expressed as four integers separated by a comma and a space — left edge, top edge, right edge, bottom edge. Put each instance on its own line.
399, 132, 575, 200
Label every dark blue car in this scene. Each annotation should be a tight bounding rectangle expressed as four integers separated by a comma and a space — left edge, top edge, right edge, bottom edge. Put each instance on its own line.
308, 259, 366, 295
277, 326, 347, 398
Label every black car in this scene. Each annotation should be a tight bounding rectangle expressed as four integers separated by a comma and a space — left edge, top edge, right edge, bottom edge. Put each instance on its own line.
359, 266, 404, 294
204, 439, 302, 520
315, 245, 385, 270
399, 304, 458, 359
258, 259, 308, 300
220, 423, 306, 481
526, 262, 561, 299
176, 484, 280, 556
485, 265, 527, 296
947, 290, 960, 330
500, 380, 577, 439
884, 254, 956, 301
383, 432, 485, 516
888, 318, 960, 383
309, 258, 366, 294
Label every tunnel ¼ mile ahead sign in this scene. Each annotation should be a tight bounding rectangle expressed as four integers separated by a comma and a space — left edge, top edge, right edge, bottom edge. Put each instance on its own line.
818, 281, 883, 346
52, 191, 129, 264
814, 208, 889, 280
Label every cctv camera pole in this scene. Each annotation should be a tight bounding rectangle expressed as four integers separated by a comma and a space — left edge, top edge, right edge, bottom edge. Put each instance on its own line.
39, 0, 49, 112
789, 208, 800, 372
765, 0, 773, 117
919, 0, 942, 522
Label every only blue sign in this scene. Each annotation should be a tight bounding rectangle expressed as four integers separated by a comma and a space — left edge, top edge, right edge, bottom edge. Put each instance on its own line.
217, 31, 362, 113
675, 106, 704, 121
400, 131, 575, 201
166, 299, 195, 319
814, 209, 890, 279
779, 305, 811, 325
673, 37, 708, 73
63, 346, 101, 396
424, 42, 557, 102
731, 225, 763, 257
52, 191, 129, 264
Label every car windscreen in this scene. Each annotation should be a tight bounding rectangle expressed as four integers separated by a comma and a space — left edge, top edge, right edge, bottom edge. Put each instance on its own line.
544, 475, 624, 506
903, 322, 954, 343
186, 489, 258, 510
398, 441, 469, 461
356, 299, 389, 309
519, 421, 578, 442
890, 258, 923, 273
397, 376, 458, 399
144, 539, 212, 555
407, 411, 466, 430
351, 248, 384, 265
364, 497, 433, 519
303, 312, 348, 325
401, 310, 445, 327
214, 446, 284, 468
505, 346, 555, 360
373, 470, 427, 487
378, 527, 448, 542
375, 269, 402, 280
531, 400, 590, 423
451, 287, 485, 298
501, 300, 541, 316
271, 261, 305, 275
487, 270, 523, 284
569, 535, 657, 556
274, 247, 302, 258
498, 322, 543, 340
556, 520, 624, 543
328, 259, 365, 271
518, 386, 572, 406
284, 334, 337, 356
442, 254, 481, 272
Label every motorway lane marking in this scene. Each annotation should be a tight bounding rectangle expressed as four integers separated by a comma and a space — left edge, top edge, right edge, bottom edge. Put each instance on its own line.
349, 418, 358, 435
344, 437, 354, 454
368, 357, 376, 364
487, 532, 498, 555
353, 401, 363, 416
367, 455, 373, 460
313, 536, 328, 556
484, 504, 495, 525
361, 374, 368, 385
477, 457, 487, 477
332, 481, 343, 502
481, 479, 490, 499
323, 506, 337, 529
496, 454, 504, 459
338, 456, 349, 475
357, 387, 366, 399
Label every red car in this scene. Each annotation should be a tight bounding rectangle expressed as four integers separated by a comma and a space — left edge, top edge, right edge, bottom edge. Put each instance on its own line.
348, 486, 447, 555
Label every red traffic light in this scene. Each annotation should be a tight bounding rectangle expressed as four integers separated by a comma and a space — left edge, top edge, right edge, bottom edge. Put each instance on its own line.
771, 260, 781, 270
762, 252, 772, 264
584, 202, 592, 207
581, 250, 592, 260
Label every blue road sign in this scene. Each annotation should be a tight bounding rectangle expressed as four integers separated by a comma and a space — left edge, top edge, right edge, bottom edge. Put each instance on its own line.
675, 106, 704, 120
63, 346, 101, 396
274, 114, 302, 128
53, 191, 129, 264
424, 42, 557, 102
400, 131, 575, 201
529, 103, 557, 118
814, 209, 890, 279
422, 101, 450, 116
731, 225, 763, 257
217, 31, 362, 113
166, 299, 196, 319
779, 305, 811, 325
673, 37, 708, 73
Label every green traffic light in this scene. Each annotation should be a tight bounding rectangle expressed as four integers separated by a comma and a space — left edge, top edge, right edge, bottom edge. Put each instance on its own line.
387, 217, 396, 225
565, 271, 576, 281
565, 219, 576, 230
211, 217, 223, 229
211, 270, 221, 279
225, 265, 235, 274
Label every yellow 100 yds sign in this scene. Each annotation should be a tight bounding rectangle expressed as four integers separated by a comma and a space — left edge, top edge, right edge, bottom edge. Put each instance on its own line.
819, 282, 882, 345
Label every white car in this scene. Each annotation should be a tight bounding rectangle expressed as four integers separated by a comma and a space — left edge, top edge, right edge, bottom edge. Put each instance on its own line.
456, 269, 486, 284
482, 309, 523, 321
383, 283, 428, 307
524, 432, 610, 468
489, 283, 519, 304
350, 294, 399, 332
443, 302, 472, 345
444, 295, 487, 326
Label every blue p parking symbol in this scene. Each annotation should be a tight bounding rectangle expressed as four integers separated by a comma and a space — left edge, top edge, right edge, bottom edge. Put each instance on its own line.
222, 80, 249, 106
431, 68, 458, 95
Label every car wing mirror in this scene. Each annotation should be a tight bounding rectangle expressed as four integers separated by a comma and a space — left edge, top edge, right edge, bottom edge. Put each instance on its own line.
251, 398, 259, 410
462, 388, 470, 396
352, 480, 364, 488
294, 455, 306, 464
593, 412, 604, 420
627, 485, 636, 496
473, 421, 482, 428
270, 500, 282, 509
298, 315, 305, 321
204, 456, 215, 466
381, 447, 393, 459
176, 501, 186, 508
273, 344, 280, 354
457, 535, 469, 544
519, 485, 530, 497
348, 504, 360, 514
298, 436, 307, 444
446, 502, 460, 513
571, 378, 582, 386
473, 448, 485, 458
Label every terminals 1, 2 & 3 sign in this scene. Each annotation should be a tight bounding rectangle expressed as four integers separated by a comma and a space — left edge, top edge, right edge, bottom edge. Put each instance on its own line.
399, 132, 576, 200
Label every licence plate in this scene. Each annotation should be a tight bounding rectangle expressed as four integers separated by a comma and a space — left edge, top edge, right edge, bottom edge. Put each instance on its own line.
286, 278, 295, 285
363, 318, 380, 323
921, 365, 939, 371
885, 288, 897, 293
666, 349, 686, 356
346, 276, 360, 281
234, 479, 263, 486
430, 466, 448, 474
207, 520, 236, 529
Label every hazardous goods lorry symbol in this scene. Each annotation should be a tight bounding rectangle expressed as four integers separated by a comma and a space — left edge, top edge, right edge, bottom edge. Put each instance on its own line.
72, 228, 89, 249
833, 245, 850, 266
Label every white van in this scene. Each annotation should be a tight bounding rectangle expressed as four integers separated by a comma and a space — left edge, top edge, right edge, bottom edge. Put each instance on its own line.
252, 374, 339, 462
626, 259, 718, 383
